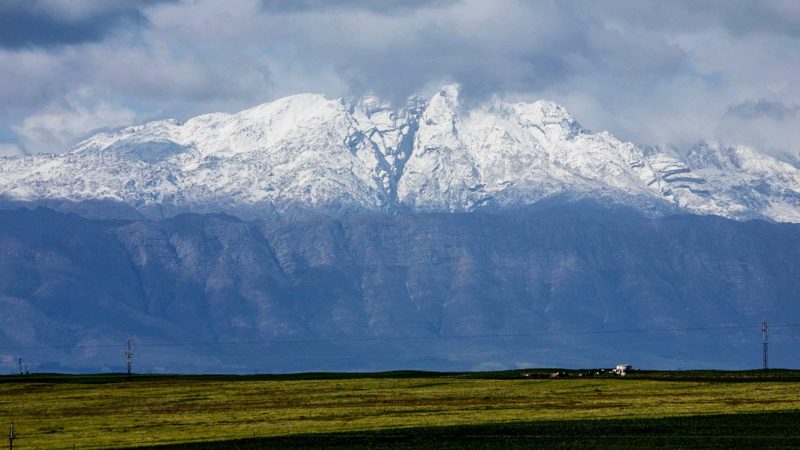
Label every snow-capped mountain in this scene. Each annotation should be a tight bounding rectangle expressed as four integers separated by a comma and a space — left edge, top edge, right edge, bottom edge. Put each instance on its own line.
3, 86, 800, 374
2, 85, 799, 222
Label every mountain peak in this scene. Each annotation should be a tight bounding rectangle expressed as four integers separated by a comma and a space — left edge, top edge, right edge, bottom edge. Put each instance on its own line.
242, 92, 335, 118
424, 85, 461, 120
437, 83, 461, 100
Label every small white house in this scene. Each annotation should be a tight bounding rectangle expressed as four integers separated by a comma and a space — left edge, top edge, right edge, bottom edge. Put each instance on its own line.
613, 364, 632, 376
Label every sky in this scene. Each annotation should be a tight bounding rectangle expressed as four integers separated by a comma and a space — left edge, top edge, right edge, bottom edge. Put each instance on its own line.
0, 0, 798, 157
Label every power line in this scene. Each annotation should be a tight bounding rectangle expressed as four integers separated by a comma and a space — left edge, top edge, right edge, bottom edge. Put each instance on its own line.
1, 322, 798, 352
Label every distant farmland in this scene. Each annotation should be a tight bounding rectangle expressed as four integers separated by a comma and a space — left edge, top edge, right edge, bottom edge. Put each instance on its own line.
1, 371, 799, 449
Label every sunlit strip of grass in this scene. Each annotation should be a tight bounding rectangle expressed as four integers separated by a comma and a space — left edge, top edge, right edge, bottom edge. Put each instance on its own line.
2, 378, 800, 448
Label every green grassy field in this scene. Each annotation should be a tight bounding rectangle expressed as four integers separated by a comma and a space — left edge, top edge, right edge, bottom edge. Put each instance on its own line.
1, 371, 799, 449
138, 410, 800, 449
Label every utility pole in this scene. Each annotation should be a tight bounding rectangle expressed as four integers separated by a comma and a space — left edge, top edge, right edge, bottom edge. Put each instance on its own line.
762, 319, 769, 371
124, 340, 134, 376
9, 423, 14, 450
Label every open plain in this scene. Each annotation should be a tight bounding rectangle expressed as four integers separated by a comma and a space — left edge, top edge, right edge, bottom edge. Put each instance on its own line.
1, 371, 799, 449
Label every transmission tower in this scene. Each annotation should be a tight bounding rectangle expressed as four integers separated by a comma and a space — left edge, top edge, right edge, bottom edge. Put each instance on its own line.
762, 319, 769, 370
124, 340, 134, 376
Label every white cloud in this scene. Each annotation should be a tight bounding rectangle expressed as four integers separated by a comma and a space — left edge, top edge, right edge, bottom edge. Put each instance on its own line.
14, 92, 136, 154
0, 143, 23, 157
0, 0, 799, 154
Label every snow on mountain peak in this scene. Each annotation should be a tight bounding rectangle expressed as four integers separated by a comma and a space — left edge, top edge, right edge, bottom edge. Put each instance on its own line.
1, 87, 799, 222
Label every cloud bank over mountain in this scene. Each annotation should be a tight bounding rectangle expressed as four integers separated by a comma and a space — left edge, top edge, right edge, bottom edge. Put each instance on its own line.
0, 0, 798, 156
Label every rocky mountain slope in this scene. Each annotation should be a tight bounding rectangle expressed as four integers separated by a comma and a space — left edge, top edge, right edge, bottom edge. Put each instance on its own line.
1, 205, 798, 373
1, 86, 799, 222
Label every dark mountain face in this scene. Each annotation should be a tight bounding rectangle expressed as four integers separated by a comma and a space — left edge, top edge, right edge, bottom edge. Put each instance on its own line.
0, 203, 798, 373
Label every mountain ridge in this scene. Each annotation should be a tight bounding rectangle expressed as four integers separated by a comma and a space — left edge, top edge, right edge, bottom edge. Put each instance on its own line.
2, 203, 799, 373
1, 85, 799, 222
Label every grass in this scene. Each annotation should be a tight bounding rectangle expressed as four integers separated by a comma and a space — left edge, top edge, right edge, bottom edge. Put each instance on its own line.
136, 410, 800, 449
0, 371, 799, 448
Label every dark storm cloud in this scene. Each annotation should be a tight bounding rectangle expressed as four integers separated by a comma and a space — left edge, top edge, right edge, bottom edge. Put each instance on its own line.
0, 1, 175, 49
726, 99, 799, 121
0, 8, 128, 48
